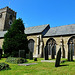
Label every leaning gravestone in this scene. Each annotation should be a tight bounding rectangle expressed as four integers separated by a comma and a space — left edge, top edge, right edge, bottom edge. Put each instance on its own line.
55, 48, 61, 67
44, 46, 48, 60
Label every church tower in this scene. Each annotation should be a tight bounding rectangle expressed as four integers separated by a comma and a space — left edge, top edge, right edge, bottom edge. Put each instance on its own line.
0, 6, 16, 31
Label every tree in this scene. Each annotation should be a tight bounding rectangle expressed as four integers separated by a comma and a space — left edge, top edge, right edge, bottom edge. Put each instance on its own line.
2, 18, 29, 57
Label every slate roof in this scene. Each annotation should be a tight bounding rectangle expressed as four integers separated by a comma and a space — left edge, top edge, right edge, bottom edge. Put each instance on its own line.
44, 24, 75, 37
1, 24, 75, 38
25, 24, 49, 34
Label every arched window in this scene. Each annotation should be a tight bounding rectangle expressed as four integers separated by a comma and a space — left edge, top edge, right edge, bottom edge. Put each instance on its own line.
46, 38, 56, 59
68, 36, 75, 56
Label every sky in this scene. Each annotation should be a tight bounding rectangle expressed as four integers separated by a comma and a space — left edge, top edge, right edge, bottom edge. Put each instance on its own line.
0, 0, 75, 28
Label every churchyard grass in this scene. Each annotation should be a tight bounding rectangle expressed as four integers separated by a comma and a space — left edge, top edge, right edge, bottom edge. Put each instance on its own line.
0, 58, 75, 75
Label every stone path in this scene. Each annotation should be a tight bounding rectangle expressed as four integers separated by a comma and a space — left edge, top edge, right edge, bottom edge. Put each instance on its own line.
41, 60, 55, 62
18, 63, 38, 66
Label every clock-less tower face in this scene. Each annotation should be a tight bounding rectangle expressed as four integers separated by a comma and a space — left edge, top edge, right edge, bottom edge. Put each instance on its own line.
0, 7, 16, 31
4, 7, 16, 31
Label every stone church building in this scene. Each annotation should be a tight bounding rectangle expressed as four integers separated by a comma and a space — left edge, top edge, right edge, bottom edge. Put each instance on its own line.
0, 6, 75, 59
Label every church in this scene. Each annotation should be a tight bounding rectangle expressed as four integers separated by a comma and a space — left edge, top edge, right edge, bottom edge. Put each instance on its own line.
0, 6, 75, 59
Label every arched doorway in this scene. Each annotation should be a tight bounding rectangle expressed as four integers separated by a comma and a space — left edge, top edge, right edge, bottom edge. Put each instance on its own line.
28, 39, 35, 59
68, 36, 75, 60
46, 38, 56, 59
28, 39, 34, 53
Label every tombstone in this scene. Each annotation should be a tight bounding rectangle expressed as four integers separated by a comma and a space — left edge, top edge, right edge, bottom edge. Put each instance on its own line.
52, 46, 55, 59
44, 46, 48, 60
34, 58, 37, 61
71, 49, 73, 61
29, 51, 33, 60
55, 48, 61, 67
68, 44, 71, 61
0, 49, 2, 59
19, 50, 26, 58
68, 44, 73, 61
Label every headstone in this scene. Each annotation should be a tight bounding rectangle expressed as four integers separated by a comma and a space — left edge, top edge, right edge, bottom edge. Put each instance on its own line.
68, 44, 71, 61
34, 58, 37, 61
55, 48, 61, 67
71, 49, 73, 61
44, 46, 48, 60
19, 50, 25, 58
68, 44, 73, 61
0, 49, 2, 59
29, 51, 33, 60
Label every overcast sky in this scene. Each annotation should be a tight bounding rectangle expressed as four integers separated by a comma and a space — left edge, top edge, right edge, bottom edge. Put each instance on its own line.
0, 0, 75, 28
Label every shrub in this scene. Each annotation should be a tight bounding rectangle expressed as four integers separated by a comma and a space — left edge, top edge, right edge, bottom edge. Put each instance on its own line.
0, 63, 10, 71
55, 48, 61, 67
6, 57, 27, 64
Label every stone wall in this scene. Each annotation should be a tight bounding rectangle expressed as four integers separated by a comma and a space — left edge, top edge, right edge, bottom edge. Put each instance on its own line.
0, 34, 73, 59
27, 34, 43, 58
43, 36, 72, 59
0, 7, 16, 31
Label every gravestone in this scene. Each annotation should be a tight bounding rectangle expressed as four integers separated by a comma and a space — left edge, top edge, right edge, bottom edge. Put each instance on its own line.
68, 44, 73, 61
0, 49, 2, 59
55, 48, 61, 67
29, 51, 33, 60
71, 49, 73, 61
19, 50, 25, 58
34, 58, 37, 61
44, 46, 48, 60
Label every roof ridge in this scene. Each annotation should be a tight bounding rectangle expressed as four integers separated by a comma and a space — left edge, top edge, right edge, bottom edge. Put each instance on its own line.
26, 24, 49, 28
51, 24, 75, 28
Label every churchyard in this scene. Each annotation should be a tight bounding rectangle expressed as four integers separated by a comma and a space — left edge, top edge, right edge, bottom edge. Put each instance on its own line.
0, 15, 74, 75
0, 58, 75, 75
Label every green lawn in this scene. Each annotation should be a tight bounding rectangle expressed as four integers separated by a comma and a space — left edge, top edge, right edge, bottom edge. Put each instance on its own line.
0, 58, 75, 75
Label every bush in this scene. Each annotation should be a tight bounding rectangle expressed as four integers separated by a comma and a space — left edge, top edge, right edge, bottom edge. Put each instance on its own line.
0, 63, 10, 71
6, 57, 27, 64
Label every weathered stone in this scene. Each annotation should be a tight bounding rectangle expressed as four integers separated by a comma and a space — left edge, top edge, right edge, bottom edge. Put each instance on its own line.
44, 46, 48, 60
29, 51, 33, 60
34, 58, 37, 61
55, 48, 61, 67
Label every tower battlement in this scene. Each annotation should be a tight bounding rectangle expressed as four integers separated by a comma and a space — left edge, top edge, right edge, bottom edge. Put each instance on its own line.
0, 6, 17, 31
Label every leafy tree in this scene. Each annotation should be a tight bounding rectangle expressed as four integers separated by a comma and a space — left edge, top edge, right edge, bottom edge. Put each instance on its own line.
2, 18, 29, 57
